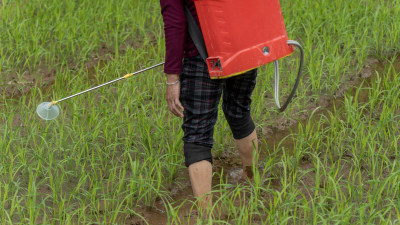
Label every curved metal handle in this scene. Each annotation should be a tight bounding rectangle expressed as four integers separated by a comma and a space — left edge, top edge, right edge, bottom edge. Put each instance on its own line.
273, 40, 304, 112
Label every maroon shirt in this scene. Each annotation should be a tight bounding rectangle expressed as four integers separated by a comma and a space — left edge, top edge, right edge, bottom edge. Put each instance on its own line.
160, 0, 200, 74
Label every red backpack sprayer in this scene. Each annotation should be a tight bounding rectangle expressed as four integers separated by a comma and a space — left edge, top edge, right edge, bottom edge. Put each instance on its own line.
37, 0, 303, 120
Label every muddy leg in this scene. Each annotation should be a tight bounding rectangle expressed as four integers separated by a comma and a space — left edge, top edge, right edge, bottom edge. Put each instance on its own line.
188, 160, 212, 214
234, 129, 258, 180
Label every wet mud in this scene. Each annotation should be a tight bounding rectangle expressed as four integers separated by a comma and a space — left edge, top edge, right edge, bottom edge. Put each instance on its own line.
261, 58, 381, 151
1, 45, 112, 102
2, 46, 398, 223
130, 57, 400, 224
0, 35, 151, 100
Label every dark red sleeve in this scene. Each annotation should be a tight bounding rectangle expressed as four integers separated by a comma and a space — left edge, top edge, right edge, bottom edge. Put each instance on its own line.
160, 0, 186, 74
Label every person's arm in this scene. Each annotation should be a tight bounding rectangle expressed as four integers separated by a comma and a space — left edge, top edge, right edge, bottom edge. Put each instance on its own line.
160, 0, 186, 75
160, 0, 186, 117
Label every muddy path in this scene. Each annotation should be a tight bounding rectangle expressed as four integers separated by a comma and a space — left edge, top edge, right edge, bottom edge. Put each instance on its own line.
126, 57, 400, 224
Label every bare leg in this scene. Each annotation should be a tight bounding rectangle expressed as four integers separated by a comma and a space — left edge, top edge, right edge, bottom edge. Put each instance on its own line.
234, 129, 258, 180
188, 160, 212, 212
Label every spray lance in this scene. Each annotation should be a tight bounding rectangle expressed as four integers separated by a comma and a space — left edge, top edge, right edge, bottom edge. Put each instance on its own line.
36, 62, 164, 120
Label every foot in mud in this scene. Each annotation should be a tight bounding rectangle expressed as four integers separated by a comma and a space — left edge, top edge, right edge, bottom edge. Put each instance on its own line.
184, 209, 199, 218
228, 167, 253, 186
184, 209, 212, 223
228, 162, 276, 186
229, 168, 246, 184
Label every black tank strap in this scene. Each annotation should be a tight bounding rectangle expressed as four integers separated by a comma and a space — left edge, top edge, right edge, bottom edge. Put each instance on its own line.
183, 2, 208, 63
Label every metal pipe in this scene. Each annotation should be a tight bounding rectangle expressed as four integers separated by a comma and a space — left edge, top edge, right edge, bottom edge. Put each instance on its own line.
273, 40, 304, 112
51, 62, 165, 105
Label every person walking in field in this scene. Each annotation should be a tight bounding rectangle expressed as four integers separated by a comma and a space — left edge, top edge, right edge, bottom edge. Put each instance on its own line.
160, 0, 259, 211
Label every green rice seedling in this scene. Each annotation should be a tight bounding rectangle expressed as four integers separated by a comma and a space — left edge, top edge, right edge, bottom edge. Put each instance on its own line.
1, 0, 400, 223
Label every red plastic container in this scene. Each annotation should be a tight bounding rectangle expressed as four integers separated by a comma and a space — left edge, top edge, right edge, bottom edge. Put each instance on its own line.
194, 0, 294, 79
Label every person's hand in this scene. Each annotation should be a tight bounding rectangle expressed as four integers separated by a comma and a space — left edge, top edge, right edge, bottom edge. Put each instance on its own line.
165, 74, 184, 118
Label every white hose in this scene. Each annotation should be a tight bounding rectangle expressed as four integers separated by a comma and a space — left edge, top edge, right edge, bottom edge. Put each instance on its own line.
274, 60, 281, 109
273, 40, 304, 112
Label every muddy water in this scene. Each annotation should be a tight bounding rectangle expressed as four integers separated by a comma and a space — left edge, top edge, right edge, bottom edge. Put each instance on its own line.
139, 56, 400, 224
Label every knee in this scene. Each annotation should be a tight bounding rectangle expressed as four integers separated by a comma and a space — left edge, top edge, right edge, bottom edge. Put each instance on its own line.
223, 111, 255, 140
184, 143, 213, 167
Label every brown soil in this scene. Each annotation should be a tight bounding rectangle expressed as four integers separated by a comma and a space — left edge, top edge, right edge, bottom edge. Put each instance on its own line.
1, 33, 155, 100
124, 57, 400, 224
2, 34, 398, 224
262, 58, 379, 132
1, 45, 112, 100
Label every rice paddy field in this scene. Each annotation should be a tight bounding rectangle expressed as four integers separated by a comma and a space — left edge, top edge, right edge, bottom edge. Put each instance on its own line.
1, 0, 400, 224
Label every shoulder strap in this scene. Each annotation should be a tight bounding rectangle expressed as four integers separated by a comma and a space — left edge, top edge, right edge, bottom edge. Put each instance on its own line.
183, 2, 208, 63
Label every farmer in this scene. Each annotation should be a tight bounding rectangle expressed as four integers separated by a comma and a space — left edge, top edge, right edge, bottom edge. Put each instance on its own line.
160, 0, 258, 210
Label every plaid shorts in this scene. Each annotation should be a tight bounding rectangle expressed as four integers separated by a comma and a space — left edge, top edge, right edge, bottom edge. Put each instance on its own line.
180, 55, 257, 148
